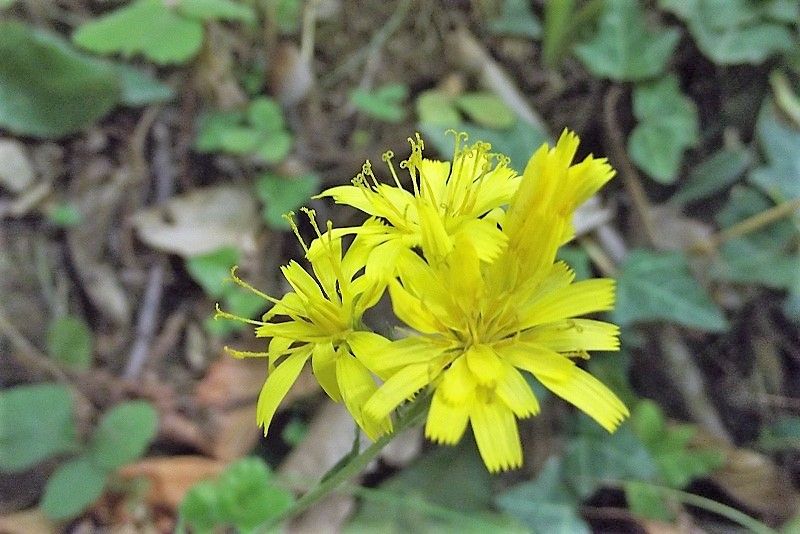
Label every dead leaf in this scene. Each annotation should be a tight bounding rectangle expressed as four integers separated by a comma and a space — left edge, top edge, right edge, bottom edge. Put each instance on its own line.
131, 186, 257, 258
0, 139, 35, 193
271, 43, 314, 107
649, 205, 714, 252
573, 195, 614, 237
117, 456, 226, 511
0, 509, 55, 534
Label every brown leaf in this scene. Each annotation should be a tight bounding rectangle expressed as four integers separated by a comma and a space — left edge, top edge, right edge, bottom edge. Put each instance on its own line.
117, 456, 226, 511
0, 139, 35, 193
131, 186, 257, 258
0, 509, 54, 534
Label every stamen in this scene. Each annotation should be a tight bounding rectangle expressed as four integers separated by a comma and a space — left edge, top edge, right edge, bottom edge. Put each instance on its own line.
214, 302, 266, 326
228, 266, 280, 304
300, 207, 322, 239
224, 346, 269, 359
382, 151, 404, 189
284, 211, 310, 254
362, 161, 380, 189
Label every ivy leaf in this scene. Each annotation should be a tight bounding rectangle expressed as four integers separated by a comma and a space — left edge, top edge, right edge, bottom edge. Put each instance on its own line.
41, 456, 108, 520
671, 147, 751, 205
178, 0, 256, 23
488, 0, 542, 39
749, 101, 800, 201
574, 0, 679, 81
0, 384, 77, 472
73, 0, 204, 65
255, 172, 320, 229
624, 481, 675, 522
186, 247, 240, 299
216, 457, 294, 530
415, 90, 462, 127
350, 83, 408, 123
613, 249, 729, 332
497, 457, 590, 534
628, 75, 699, 184
46, 315, 93, 371
659, 0, 793, 65
88, 401, 159, 470
114, 64, 175, 106
0, 21, 120, 138
455, 93, 516, 129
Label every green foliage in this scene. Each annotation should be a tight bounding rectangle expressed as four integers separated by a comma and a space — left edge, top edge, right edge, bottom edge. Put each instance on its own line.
0, 384, 77, 472
255, 172, 321, 229
542, 0, 604, 69
671, 147, 751, 205
73, 0, 254, 65
557, 246, 591, 281
749, 101, 800, 201
40, 456, 108, 520
89, 401, 159, 470
179, 457, 294, 532
631, 400, 724, 489
659, 0, 795, 65
46, 315, 93, 371
624, 481, 674, 522
488, 0, 542, 39
186, 247, 266, 337
267, 0, 303, 34
347, 440, 517, 532
0, 21, 119, 138
628, 75, 700, 184
114, 64, 175, 106
195, 98, 293, 164
46, 203, 84, 228
455, 93, 516, 129
613, 249, 729, 332
350, 84, 408, 123
757, 417, 800, 451
575, 0, 679, 81
710, 187, 798, 289
496, 457, 591, 533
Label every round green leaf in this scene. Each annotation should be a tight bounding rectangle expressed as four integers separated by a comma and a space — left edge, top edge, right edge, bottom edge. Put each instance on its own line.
0, 21, 120, 138
455, 93, 516, 129
248, 98, 285, 133
180, 480, 221, 533
415, 90, 461, 127
217, 457, 294, 529
89, 401, 159, 470
0, 384, 77, 472
41, 456, 107, 520
46, 315, 93, 371
256, 131, 293, 164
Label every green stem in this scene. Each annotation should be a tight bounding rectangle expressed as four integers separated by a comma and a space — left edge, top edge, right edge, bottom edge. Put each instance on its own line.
266, 397, 429, 529
665, 487, 779, 534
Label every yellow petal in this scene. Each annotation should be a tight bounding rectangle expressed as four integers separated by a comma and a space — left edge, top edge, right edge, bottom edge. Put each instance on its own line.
346, 331, 391, 373
312, 342, 341, 401
417, 200, 453, 261
336, 353, 392, 440
315, 185, 378, 215
388, 279, 442, 334
425, 388, 469, 445
364, 362, 439, 421
418, 158, 450, 207
495, 362, 540, 418
465, 344, 504, 386
470, 398, 522, 472
455, 218, 507, 264
470, 165, 518, 216
365, 238, 405, 281
365, 336, 446, 377
518, 278, 615, 329
439, 356, 476, 404
281, 261, 324, 302
256, 349, 311, 436
267, 336, 293, 371
522, 319, 620, 353
536, 366, 629, 432
498, 343, 575, 381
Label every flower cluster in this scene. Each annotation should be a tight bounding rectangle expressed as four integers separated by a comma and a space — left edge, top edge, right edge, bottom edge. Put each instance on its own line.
220, 130, 629, 472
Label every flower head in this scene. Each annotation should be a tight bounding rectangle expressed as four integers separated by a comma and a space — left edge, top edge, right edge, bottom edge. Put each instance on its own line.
315, 132, 519, 279
362, 131, 627, 472
217, 210, 392, 440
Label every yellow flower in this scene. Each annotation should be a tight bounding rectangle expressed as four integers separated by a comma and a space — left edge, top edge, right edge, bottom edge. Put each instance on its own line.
362, 131, 628, 472
217, 211, 392, 441
315, 133, 519, 278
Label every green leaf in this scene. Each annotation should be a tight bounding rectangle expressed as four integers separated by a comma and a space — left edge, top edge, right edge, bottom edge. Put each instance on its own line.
41, 456, 108, 520
625, 481, 674, 522
88, 400, 159, 470
758, 417, 800, 451
180, 480, 220, 533
0, 384, 77, 472
73, 0, 204, 65
543, 0, 605, 70
115, 64, 175, 106
178, 0, 256, 23
613, 249, 729, 332
255, 172, 320, 229
46, 315, 93, 371
659, 0, 793, 65
195, 111, 246, 152
497, 457, 591, 534
0, 21, 120, 138
574, 0, 679, 81
557, 246, 592, 281
185, 247, 239, 298
488, 0, 542, 38
420, 120, 549, 174
455, 93, 516, 129
216, 457, 294, 529
46, 203, 83, 228
749, 100, 800, 201
350, 84, 408, 123
256, 130, 293, 164
628, 75, 699, 184
219, 126, 262, 154
563, 421, 658, 499
268, 0, 303, 34
415, 90, 461, 127
248, 97, 285, 133
671, 147, 751, 205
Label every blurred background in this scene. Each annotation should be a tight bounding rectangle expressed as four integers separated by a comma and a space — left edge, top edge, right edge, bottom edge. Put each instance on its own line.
1, 0, 800, 532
